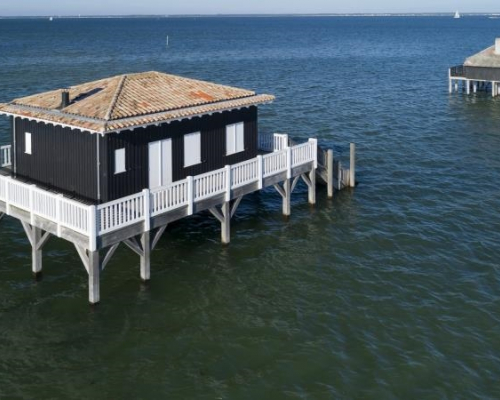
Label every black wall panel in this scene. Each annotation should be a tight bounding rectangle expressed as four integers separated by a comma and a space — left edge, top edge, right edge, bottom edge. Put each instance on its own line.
102, 107, 258, 202
14, 119, 98, 202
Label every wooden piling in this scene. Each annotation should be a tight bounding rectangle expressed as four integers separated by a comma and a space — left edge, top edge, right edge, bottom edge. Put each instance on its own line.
327, 149, 334, 198
308, 169, 316, 205
283, 179, 291, 216
32, 227, 42, 277
88, 251, 100, 305
140, 231, 151, 281
350, 143, 356, 188
221, 201, 231, 245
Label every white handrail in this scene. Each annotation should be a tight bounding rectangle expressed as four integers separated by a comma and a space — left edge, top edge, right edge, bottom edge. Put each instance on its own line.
231, 158, 259, 189
194, 167, 227, 201
0, 145, 11, 168
291, 142, 314, 168
0, 175, 90, 235
97, 192, 144, 234
151, 179, 189, 216
263, 149, 287, 178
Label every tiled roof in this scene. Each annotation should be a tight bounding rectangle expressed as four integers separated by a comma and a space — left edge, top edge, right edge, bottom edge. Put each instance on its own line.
0, 72, 275, 133
464, 43, 500, 68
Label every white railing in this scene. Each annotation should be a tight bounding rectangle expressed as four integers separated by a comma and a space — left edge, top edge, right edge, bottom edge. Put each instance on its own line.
292, 139, 316, 168
231, 158, 259, 189
97, 192, 144, 235
0, 145, 11, 168
258, 133, 289, 152
194, 168, 227, 201
0, 138, 317, 246
263, 150, 287, 178
151, 179, 189, 216
0, 175, 91, 236
274, 133, 289, 151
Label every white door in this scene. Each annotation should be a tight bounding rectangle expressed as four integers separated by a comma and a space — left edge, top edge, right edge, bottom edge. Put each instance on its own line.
148, 139, 172, 188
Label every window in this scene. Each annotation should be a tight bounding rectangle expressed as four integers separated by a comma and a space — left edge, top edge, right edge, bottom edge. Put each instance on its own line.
184, 131, 201, 167
25, 132, 32, 155
226, 122, 244, 155
114, 148, 126, 174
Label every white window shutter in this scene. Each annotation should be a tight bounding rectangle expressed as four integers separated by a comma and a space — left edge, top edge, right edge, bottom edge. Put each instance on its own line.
226, 124, 236, 155
184, 132, 201, 167
25, 132, 32, 154
235, 122, 244, 153
114, 148, 126, 174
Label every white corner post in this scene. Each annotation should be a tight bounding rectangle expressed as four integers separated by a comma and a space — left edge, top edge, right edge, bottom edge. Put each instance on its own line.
349, 143, 356, 188
307, 138, 317, 205
327, 149, 334, 198
466, 79, 471, 95
448, 70, 452, 94
142, 188, 151, 232
87, 205, 100, 304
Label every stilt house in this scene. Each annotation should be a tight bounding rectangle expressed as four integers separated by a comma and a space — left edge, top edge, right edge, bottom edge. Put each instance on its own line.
449, 38, 500, 96
0, 71, 274, 202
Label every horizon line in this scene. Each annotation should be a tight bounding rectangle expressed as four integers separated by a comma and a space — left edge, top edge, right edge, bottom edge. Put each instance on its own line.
2, 12, 500, 18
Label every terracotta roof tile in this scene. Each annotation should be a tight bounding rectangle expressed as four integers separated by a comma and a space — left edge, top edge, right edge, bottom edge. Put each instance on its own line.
0, 71, 274, 134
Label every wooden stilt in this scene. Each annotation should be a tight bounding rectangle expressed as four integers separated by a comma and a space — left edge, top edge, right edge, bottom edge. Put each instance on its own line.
221, 201, 230, 245
209, 199, 242, 245
473, 81, 477, 93
466, 79, 470, 95
32, 227, 42, 276
350, 143, 356, 188
124, 226, 166, 281
449, 76, 453, 94
327, 149, 334, 199
88, 251, 100, 305
0, 212, 4, 222
140, 231, 151, 281
308, 169, 316, 204
283, 179, 291, 216
21, 222, 51, 278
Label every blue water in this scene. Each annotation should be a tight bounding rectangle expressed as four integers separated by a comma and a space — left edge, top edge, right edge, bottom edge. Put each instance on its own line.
1, 16, 500, 399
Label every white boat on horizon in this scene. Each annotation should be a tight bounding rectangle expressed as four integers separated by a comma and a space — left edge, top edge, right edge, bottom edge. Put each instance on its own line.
49, 16, 53, 21
454, 11, 461, 19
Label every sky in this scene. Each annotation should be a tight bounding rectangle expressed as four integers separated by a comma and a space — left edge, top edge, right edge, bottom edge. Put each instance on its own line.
1, 0, 500, 16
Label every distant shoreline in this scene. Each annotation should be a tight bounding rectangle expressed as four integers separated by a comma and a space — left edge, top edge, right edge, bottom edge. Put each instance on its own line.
1, 13, 500, 19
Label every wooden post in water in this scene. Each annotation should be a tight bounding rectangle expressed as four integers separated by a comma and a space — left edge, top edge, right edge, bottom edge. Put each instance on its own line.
327, 149, 334, 198
32, 227, 42, 277
221, 201, 231, 245
308, 169, 316, 205
140, 231, 151, 282
349, 143, 356, 188
283, 179, 291, 216
88, 251, 100, 305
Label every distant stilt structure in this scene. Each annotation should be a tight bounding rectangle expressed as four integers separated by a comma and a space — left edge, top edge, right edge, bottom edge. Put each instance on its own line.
449, 38, 500, 98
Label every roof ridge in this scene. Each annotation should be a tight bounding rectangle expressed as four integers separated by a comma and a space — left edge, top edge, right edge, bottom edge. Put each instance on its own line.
104, 74, 127, 121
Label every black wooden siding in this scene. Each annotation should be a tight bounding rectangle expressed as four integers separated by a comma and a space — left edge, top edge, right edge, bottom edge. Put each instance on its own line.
464, 66, 500, 81
100, 107, 258, 202
14, 119, 98, 202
